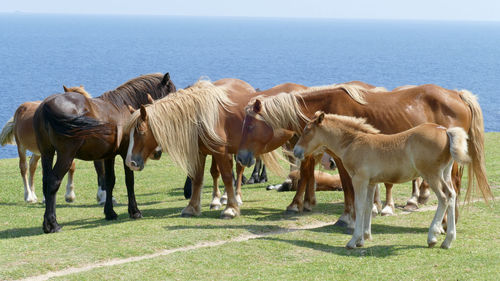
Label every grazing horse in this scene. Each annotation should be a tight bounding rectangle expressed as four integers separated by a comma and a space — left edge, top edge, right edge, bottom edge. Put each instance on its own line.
0, 86, 111, 204
33, 72, 176, 233
237, 83, 489, 229
125, 79, 306, 218
294, 112, 492, 249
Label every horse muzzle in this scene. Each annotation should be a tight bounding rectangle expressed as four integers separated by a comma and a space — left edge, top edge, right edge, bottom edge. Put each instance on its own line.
126, 156, 144, 171
236, 149, 255, 167
293, 145, 305, 160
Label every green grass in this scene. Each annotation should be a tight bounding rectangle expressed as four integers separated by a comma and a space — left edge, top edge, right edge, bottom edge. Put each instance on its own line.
0, 133, 499, 280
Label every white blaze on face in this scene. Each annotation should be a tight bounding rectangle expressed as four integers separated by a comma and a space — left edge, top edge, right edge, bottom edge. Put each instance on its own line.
125, 127, 135, 169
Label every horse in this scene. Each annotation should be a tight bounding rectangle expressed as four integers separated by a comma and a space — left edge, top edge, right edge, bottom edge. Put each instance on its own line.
267, 170, 342, 192
33, 72, 176, 233
0, 86, 112, 204
294, 112, 492, 249
236, 83, 489, 229
125, 79, 308, 218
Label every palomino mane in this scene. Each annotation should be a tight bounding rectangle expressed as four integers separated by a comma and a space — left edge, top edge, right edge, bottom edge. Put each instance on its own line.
300, 83, 374, 105
323, 114, 380, 134
99, 73, 173, 109
126, 80, 234, 177
64, 86, 92, 99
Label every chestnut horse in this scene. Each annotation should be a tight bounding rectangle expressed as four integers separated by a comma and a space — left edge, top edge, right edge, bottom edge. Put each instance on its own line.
294, 112, 492, 249
0, 86, 111, 204
125, 79, 310, 218
33, 72, 176, 233
237, 84, 489, 228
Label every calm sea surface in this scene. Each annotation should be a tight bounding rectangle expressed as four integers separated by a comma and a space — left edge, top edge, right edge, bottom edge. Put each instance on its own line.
0, 14, 499, 158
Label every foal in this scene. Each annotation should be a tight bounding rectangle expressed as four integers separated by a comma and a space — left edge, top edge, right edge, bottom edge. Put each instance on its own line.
294, 112, 474, 249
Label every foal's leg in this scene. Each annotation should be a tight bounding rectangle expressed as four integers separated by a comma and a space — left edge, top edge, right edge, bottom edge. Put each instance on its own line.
381, 183, 395, 216
235, 161, 245, 206
28, 153, 40, 203
364, 184, 377, 241
209, 158, 222, 210
42, 150, 76, 233
441, 165, 456, 249
372, 184, 381, 217
64, 161, 76, 203
304, 159, 317, 212
405, 178, 422, 210
213, 153, 240, 219
18, 146, 35, 203
346, 177, 368, 249
181, 154, 207, 217
426, 176, 450, 247
334, 158, 355, 229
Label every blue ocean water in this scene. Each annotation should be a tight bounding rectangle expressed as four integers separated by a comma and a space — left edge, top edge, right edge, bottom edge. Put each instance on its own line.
0, 14, 499, 159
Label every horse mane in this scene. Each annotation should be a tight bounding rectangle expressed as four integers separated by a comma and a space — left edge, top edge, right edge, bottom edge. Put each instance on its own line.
99, 73, 173, 109
64, 86, 92, 98
323, 114, 380, 134
126, 80, 234, 177
300, 83, 373, 105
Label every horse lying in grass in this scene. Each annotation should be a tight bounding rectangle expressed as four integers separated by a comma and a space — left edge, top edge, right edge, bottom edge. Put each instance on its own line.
294, 112, 493, 249
34, 73, 175, 233
0, 86, 112, 204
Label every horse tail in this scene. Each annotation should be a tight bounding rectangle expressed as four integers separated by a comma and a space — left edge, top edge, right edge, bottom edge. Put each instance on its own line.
458, 90, 493, 204
447, 127, 471, 165
0, 116, 15, 146
40, 103, 113, 138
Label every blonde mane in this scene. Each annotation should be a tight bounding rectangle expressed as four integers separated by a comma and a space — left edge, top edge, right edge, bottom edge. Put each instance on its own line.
64, 86, 92, 99
126, 80, 234, 177
323, 114, 380, 134
302, 83, 372, 105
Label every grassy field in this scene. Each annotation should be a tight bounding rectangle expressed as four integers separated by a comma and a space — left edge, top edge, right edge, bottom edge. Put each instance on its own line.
0, 133, 499, 280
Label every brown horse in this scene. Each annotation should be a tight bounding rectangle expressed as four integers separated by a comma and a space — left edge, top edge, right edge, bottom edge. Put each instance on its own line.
237, 84, 489, 228
33, 72, 176, 233
0, 86, 112, 204
294, 112, 491, 249
125, 79, 309, 218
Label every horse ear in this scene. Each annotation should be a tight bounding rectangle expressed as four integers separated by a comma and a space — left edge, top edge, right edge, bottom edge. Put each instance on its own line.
161, 72, 170, 85
128, 105, 135, 114
253, 99, 262, 113
63, 85, 69, 92
140, 105, 148, 121
80, 85, 84, 89
316, 112, 325, 124
147, 93, 154, 104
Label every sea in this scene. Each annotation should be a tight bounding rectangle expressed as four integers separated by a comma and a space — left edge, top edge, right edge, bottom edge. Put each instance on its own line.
0, 14, 499, 159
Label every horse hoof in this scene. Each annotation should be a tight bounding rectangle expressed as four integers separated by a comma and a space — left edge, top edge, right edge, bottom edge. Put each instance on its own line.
440, 242, 451, 249
428, 238, 438, 248
303, 203, 313, 212
221, 207, 239, 219
286, 205, 300, 214
105, 211, 118, 220
346, 240, 357, 249
181, 206, 200, 217
403, 203, 419, 211
356, 240, 365, 248
43, 221, 62, 234
246, 177, 256, 184
259, 178, 268, 183
220, 198, 227, 205
210, 204, 221, 210
381, 205, 395, 216
129, 211, 143, 219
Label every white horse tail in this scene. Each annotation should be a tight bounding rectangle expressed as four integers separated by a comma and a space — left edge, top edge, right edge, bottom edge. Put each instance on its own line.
446, 127, 471, 165
0, 116, 15, 146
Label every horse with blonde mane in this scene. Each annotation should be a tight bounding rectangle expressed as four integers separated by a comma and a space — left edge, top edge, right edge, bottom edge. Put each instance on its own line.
0, 86, 113, 204
126, 79, 309, 218
237, 83, 490, 229
33, 73, 175, 233
294, 112, 492, 249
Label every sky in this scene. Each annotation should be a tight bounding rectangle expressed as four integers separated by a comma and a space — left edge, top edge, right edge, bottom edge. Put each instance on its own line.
1, 0, 500, 22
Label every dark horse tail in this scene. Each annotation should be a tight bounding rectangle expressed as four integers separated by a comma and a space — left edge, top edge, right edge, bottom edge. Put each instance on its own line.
41, 103, 113, 138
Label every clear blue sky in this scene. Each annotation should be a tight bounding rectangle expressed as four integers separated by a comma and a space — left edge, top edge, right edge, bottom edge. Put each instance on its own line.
2, 0, 500, 22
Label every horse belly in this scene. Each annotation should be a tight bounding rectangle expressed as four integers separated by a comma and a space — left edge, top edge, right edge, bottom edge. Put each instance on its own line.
75, 138, 116, 160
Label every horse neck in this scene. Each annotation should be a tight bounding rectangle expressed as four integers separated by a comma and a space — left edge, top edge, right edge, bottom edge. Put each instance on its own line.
318, 121, 358, 158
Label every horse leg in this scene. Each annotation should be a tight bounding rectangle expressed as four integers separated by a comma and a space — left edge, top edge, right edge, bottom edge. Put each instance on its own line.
364, 184, 377, 241
418, 180, 431, 205
381, 183, 395, 216
441, 164, 457, 249
259, 163, 268, 183
64, 161, 76, 203
235, 161, 245, 206
426, 176, 450, 247
246, 158, 261, 184
346, 177, 368, 249
303, 157, 317, 212
372, 184, 381, 217
18, 146, 34, 203
42, 150, 75, 233
210, 157, 222, 210
287, 156, 313, 213
181, 154, 206, 217
28, 153, 40, 203
121, 157, 142, 219
103, 158, 118, 220
213, 153, 240, 219
404, 178, 422, 210
95, 160, 113, 205
334, 158, 355, 230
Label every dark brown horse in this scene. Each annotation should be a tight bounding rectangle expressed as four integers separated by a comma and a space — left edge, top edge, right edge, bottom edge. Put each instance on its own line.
237, 83, 490, 228
33, 72, 176, 233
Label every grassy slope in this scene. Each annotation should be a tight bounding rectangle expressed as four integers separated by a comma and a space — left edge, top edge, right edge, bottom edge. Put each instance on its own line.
0, 133, 498, 280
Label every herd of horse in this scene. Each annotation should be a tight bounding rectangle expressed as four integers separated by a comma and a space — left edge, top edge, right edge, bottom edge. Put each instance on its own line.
0, 72, 493, 249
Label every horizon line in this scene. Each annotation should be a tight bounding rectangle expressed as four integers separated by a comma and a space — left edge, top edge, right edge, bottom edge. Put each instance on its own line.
2, 11, 500, 23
